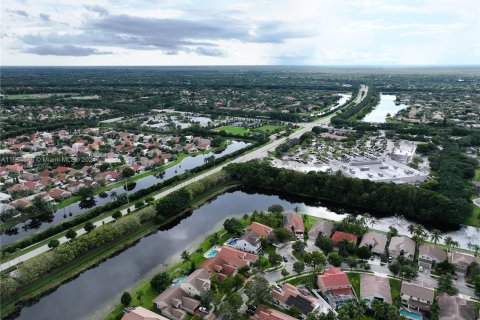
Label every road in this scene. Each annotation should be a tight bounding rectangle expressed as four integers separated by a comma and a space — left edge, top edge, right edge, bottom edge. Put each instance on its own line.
0, 86, 368, 272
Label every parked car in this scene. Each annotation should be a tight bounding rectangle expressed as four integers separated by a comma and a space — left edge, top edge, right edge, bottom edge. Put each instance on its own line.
453, 273, 458, 280
283, 256, 288, 262
388, 256, 393, 263
370, 255, 375, 261
274, 284, 282, 292
419, 266, 424, 272
199, 307, 209, 314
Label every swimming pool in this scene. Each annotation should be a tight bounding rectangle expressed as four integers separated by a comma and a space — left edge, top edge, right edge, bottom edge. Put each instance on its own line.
400, 309, 423, 320
204, 245, 222, 258
225, 238, 238, 246
171, 276, 187, 287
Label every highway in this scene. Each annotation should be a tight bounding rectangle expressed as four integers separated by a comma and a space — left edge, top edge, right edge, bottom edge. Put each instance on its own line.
0, 86, 368, 271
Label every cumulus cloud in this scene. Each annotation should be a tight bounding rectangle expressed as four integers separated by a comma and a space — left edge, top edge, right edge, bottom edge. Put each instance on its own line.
39, 13, 50, 22
24, 44, 110, 56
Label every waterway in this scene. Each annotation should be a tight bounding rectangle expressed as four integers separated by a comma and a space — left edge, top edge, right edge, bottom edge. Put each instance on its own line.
1, 141, 250, 245
362, 94, 407, 123
12, 187, 479, 320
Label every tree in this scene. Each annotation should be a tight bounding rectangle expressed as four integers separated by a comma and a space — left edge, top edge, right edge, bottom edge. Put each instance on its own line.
122, 166, 135, 203
268, 204, 284, 215
112, 211, 122, 220
430, 298, 440, 320
356, 246, 372, 260
315, 235, 334, 254
77, 186, 94, 199
307, 310, 337, 320
273, 228, 290, 243
210, 232, 220, 246
226, 292, 243, 309
84, 221, 95, 233
151, 272, 170, 292
337, 300, 366, 320
387, 226, 398, 239
310, 251, 327, 268
269, 252, 282, 266
200, 289, 215, 307
346, 256, 357, 269
292, 240, 306, 254
65, 229, 77, 241
48, 239, 60, 248
244, 276, 271, 305
401, 265, 418, 280
473, 274, 480, 296
121, 292, 132, 306
181, 250, 191, 262
431, 229, 442, 244
328, 252, 342, 267
223, 218, 242, 235
281, 268, 290, 277
468, 242, 480, 257
437, 274, 458, 296
136, 289, 144, 302
293, 261, 305, 274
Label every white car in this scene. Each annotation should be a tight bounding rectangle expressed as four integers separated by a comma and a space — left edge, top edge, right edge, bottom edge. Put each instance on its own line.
274, 284, 282, 292
199, 307, 209, 314
418, 266, 424, 272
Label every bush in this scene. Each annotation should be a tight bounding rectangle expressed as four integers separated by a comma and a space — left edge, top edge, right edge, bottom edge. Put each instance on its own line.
121, 292, 132, 306
150, 272, 171, 292
48, 239, 60, 248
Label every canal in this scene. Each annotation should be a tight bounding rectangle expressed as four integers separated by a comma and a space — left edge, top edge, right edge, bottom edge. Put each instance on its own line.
12, 187, 480, 320
2, 141, 250, 246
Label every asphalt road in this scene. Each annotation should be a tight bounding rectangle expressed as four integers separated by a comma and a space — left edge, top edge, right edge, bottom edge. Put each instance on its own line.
0, 86, 368, 271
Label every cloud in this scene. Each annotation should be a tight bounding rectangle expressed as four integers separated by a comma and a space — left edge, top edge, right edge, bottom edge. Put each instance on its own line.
19, 14, 313, 56
84, 5, 109, 17
24, 44, 110, 56
11, 10, 29, 18
39, 13, 50, 22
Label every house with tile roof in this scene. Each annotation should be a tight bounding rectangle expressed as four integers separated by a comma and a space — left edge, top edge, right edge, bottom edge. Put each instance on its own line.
359, 231, 387, 255
249, 306, 298, 320
360, 274, 392, 306
308, 220, 334, 239
233, 230, 262, 254
418, 245, 447, 269
201, 246, 258, 280
272, 283, 332, 316
284, 211, 304, 236
400, 281, 434, 312
179, 268, 211, 298
389, 236, 415, 260
317, 268, 356, 309
331, 231, 358, 244
245, 222, 273, 238
153, 287, 200, 320
449, 251, 480, 275
438, 294, 476, 320
121, 306, 168, 320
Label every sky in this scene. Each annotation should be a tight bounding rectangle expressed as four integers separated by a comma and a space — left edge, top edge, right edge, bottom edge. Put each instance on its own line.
1, 0, 479, 66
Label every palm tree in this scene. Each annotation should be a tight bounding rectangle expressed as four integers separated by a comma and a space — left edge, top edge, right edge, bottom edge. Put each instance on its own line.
407, 224, 416, 236
444, 236, 454, 253
109, 191, 118, 202
430, 229, 442, 244
210, 233, 220, 246
468, 243, 480, 257
136, 289, 144, 303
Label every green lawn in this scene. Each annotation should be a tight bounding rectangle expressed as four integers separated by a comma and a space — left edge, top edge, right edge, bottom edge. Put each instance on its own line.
346, 272, 360, 296
217, 126, 249, 135
254, 124, 285, 133
475, 168, 480, 180
389, 277, 402, 302
466, 205, 480, 228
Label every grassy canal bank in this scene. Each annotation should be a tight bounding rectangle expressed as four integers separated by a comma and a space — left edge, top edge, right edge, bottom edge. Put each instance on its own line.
0, 173, 238, 319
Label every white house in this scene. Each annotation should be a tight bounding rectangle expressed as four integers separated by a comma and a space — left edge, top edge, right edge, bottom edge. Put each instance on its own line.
233, 230, 262, 254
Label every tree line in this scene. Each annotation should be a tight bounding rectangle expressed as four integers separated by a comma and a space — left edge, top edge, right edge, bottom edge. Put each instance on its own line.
225, 160, 471, 226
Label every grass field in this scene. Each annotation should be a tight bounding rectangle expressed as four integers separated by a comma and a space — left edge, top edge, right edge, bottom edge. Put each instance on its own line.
346, 272, 360, 296
217, 125, 250, 135
389, 277, 401, 301
254, 124, 285, 133
467, 205, 480, 228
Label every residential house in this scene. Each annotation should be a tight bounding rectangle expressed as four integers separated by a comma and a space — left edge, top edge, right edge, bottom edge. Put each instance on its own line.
317, 268, 356, 309
331, 231, 358, 244
153, 287, 200, 320
360, 274, 392, 306
201, 246, 258, 280
233, 230, 262, 254
184, 144, 197, 153
449, 251, 480, 275
121, 307, 168, 320
308, 220, 334, 239
249, 306, 298, 320
6, 164, 24, 173
418, 245, 447, 269
438, 294, 476, 320
48, 188, 72, 200
179, 268, 211, 298
195, 138, 211, 150
245, 222, 273, 238
284, 211, 304, 236
272, 283, 332, 316
359, 232, 387, 256
400, 281, 434, 312
10, 198, 31, 208
388, 236, 415, 260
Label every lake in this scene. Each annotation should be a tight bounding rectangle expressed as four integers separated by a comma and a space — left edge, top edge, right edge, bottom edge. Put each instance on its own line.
362, 94, 407, 123
11, 187, 479, 320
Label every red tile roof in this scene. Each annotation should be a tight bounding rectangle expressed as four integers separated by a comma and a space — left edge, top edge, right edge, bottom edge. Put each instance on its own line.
319, 268, 351, 289
250, 306, 297, 320
331, 231, 358, 243
245, 222, 273, 238
202, 246, 258, 276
